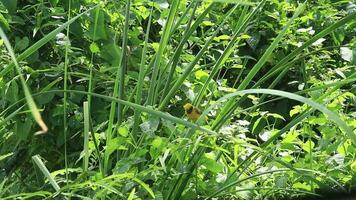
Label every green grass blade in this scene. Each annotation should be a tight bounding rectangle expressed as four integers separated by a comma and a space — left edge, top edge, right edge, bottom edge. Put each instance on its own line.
83, 101, 90, 172
194, 0, 265, 106
159, 4, 238, 110
212, 2, 306, 128
32, 155, 61, 192
117, 0, 131, 125
147, 0, 180, 105
133, 178, 155, 199
104, 0, 131, 174
161, 3, 213, 100
0, 27, 48, 134
87, 5, 101, 110
170, 1, 196, 36
38, 89, 216, 136
202, 89, 355, 144
253, 12, 356, 89
133, 6, 153, 139
63, 0, 72, 183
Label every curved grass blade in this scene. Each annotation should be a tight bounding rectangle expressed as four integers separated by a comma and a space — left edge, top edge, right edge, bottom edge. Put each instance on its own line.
39, 89, 217, 136
212, 2, 306, 128
0, 28, 48, 134
200, 89, 356, 145
133, 178, 155, 199
254, 11, 356, 89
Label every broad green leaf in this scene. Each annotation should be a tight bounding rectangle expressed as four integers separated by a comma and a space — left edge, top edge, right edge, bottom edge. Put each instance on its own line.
87, 9, 107, 41
201, 153, 224, 173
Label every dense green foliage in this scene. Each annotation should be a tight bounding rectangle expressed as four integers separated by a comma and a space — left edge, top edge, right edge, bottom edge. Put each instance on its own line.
0, 0, 355, 199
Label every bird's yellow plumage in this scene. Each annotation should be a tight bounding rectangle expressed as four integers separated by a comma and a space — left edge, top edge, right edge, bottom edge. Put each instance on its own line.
183, 103, 202, 121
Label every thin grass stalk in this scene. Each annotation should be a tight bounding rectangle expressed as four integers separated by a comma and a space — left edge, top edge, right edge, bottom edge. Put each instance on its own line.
63, 0, 71, 183
133, 6, 153, 140
0, 28, 48, 134
1, 191, 52, 200
87, 6, 101, 110
206, 168, 306, 199
0, 106, 25, 129
269, 153, 324, 192
164, 4, 265, 195
83, 101, 89, 173
0, 77, 62, 119
193, 3, 257, 106
156, 3, 200, 100
147, 0, 180, 105
231, 58, 248, 88
117, 0, 131, 125
252, 12, 356, 89
170, 1, 196, 36
264, 12, 356, 83
261, 149, 330, 190
222, 76, 355, 188
32, 155, 60, 192
160, 3, 212, 101
122, 85, 137, 120
212, 2, 306, 129
159, 4, 239, 110
87, 118, 104, 177
220, 164, 346, 199
103, 0, 131, 175
165, 147, 205, 200
216, 145, 333, 197
243, 46, 356, 121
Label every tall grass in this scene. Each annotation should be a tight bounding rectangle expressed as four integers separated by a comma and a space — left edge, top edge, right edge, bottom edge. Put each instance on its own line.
63, 0, 72, 183
1, 0, 355, 199
0, 29, 47, 134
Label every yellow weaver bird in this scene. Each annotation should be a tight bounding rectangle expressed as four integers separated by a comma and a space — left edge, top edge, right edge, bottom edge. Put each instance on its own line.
183, 103, 202, 121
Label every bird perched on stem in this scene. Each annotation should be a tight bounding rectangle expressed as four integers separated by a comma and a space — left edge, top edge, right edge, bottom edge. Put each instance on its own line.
183, 103, 202, 121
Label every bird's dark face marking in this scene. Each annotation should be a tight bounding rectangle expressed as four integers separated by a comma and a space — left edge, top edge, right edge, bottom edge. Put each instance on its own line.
186, 106, 193, 114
